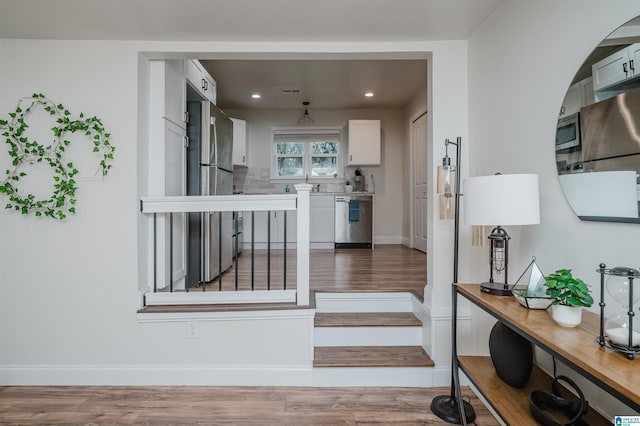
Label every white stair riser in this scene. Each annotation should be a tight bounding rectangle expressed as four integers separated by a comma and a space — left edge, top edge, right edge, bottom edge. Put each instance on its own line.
312, 366, 433, 387
314, 326, 422, 347
315, 295, 414, 313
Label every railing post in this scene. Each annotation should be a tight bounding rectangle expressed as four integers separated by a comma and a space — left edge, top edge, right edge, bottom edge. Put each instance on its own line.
295, 184, 312, 305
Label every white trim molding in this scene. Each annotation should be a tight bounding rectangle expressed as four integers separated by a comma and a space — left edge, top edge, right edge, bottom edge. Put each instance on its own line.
143, 289, 298, 306
0, 364, 313, 386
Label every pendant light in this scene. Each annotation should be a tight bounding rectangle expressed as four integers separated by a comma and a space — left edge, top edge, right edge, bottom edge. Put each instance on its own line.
298, 101, 315, 125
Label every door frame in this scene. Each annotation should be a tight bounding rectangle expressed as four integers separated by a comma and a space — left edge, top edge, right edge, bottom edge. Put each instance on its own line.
409, 109, 428, 250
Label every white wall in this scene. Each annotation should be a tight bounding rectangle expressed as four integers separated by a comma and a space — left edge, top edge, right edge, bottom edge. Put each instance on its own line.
227, 108, 405, 243
0, 39, 468, 385
467, 0, 640, 416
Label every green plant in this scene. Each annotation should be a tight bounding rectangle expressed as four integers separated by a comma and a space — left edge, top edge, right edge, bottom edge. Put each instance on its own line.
545, 269, 593, 307
0, 93, 114, 219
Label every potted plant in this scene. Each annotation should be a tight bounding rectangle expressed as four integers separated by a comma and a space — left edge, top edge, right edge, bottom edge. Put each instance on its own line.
545, 269, 594, 327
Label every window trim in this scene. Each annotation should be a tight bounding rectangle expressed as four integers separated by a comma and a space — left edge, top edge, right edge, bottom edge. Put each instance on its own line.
271, 127, 343, 180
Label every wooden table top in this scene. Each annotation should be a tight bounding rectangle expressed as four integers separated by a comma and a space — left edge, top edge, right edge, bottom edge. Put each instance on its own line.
456, 284, 640, 411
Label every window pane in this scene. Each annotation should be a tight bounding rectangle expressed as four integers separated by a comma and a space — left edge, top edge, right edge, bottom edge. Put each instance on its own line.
278, 157, 304, 176
311, 142, 339, 155
311, 156, 337, 176
277, 142, 304, 155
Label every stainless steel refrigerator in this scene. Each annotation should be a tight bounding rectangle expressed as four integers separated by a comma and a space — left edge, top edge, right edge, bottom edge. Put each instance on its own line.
186, 100, 234, 286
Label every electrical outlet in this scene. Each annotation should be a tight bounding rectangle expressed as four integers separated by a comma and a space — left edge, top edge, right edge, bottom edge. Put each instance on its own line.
186, 321, 199, 339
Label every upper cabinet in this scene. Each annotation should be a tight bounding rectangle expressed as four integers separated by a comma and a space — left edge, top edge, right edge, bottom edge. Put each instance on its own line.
560, 77, 594, 116
150, 60, 186, 129
186, 59, 217, 104
592, 43, 640, 92
231, 118, 248, 167
347, 120, 381, 166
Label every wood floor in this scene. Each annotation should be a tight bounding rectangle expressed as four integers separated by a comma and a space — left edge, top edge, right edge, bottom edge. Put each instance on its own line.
0, 386, 499, 425
199, 245, 427, 300
1, 248, 495, 424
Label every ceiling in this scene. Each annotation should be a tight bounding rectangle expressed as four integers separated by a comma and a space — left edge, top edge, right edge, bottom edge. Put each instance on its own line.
0, 0, 505, 111
201, 59, 427, 110
0, 0, 504, 42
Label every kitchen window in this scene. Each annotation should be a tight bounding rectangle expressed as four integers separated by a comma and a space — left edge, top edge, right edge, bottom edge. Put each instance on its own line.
272, 128, 342, 179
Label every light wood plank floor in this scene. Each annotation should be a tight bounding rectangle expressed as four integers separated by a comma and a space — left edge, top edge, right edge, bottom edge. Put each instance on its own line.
0, 386, 499, 425
199, 245, 427, 300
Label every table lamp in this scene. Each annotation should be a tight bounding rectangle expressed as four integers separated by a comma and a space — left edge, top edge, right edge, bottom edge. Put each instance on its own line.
464, 174, 540, 296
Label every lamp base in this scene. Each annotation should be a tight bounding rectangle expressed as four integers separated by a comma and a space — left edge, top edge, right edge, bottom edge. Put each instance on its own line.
430, 395, 476, 424
480, 281, 513, 296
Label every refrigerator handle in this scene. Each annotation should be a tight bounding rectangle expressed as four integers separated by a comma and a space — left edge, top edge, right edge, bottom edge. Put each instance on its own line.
211, 115, 218, 166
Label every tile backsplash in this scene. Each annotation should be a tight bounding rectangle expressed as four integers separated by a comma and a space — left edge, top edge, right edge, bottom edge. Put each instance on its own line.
233, 167, 345, 194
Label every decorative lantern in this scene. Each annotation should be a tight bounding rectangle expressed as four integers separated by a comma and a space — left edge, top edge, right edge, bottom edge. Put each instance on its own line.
597, 263, 640, 360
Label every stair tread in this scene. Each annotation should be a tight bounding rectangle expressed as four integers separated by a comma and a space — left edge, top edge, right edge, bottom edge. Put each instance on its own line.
314, 312, 421, 327
313, 346, 434, 368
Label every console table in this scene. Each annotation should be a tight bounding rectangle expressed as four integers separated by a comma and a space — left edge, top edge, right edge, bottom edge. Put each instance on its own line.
453, 283, 640, 425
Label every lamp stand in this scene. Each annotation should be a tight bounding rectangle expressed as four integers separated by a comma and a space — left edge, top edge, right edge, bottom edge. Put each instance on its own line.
430, 137, 476, 425
480, 226, 513, 296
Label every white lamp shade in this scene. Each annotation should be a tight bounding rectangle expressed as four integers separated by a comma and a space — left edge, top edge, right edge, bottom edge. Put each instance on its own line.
464, 174, 540, 226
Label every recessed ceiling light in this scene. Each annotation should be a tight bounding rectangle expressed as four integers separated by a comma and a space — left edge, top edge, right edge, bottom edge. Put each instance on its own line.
251, 93, 261, 99
365, 91, 374, 97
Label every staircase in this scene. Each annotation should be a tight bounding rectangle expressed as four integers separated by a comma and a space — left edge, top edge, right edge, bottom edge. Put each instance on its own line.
312, 291, 434, 387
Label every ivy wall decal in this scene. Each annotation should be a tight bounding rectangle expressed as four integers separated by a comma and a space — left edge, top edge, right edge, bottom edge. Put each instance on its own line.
0, 93, 114, 219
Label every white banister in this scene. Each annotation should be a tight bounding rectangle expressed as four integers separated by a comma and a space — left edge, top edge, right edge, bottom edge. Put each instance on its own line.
140, 194, 297, 213
294, 184, 312, 306
140, 191, 311, 307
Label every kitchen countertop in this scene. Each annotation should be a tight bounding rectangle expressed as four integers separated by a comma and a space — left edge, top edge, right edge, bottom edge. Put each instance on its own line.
238, 191, 374, 196
310, 191, 374, 196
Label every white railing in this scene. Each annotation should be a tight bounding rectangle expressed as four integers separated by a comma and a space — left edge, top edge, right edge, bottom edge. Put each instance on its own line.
140, 184, 311, 306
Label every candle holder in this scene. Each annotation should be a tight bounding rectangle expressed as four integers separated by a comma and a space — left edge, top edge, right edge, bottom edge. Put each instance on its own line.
597, 263, 640, 360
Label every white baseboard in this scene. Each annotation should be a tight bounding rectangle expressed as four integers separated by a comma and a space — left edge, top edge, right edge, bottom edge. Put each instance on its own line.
430, 366, 471, 388
313, 366, 432, 387
0, 365, 313, 386
314, 292, 415, 313
314, 326, 422, 347
373, 236, 403, 245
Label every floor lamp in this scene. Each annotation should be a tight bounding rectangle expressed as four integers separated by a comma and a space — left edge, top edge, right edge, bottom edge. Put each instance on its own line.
430, 137, 476, 425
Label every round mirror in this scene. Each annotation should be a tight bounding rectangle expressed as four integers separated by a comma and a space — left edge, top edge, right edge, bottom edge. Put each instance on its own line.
556, 16, 640, 223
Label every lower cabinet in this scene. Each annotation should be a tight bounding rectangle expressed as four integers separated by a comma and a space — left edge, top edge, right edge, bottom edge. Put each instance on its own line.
242, 195, 335, 245
244, 210, 297, 244
310, 195, 335, 243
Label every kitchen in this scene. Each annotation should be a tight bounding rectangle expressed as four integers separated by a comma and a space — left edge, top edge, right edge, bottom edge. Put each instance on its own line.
178, 57, 428, 285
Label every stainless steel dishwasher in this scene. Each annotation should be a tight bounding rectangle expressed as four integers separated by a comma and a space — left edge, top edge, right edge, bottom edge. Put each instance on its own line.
334, 195, 373, 248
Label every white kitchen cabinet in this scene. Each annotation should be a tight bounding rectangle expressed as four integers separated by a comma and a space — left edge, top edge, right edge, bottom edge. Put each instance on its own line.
148, 60, 188, 290
186, 59, 217, 104
231, 118, 248, 167
310, 195, 335, 243
149, 60, 186, 129
347, 120, 381, 166
244, 210, 297, 244
560, 77, 596, 117
560, 82, 582, 116
580, 76, 595, 107
592, 43, 640, 92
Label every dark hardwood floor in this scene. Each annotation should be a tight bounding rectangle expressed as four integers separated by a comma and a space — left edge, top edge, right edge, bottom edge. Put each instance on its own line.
0, 386, 498, 425
202, 245, 427, 300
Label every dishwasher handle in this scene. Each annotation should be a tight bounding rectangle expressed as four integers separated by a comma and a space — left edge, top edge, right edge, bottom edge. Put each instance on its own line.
336, 197, 349, 203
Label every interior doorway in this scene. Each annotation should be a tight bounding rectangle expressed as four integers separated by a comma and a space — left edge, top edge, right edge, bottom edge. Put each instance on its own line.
412, 112, 428, 253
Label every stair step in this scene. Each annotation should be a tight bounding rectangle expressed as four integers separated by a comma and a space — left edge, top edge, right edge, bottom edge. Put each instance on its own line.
314, 312, 421, 327
313, 346, 434, 368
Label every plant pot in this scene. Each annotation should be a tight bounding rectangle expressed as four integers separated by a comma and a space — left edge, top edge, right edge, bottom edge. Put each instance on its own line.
552, 304, 583, 327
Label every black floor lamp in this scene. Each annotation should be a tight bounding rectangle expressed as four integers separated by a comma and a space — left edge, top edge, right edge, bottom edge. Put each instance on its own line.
430, 137, 476, 425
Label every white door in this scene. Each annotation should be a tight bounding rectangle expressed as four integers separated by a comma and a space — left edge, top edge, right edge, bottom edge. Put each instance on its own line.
412, 113, 428, 253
